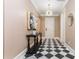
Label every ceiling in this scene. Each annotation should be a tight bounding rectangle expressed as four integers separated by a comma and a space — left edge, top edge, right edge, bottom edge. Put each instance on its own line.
31, 0, 68, 16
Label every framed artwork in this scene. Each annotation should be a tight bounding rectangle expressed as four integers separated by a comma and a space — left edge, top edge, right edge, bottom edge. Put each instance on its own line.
27, 11, 36, 30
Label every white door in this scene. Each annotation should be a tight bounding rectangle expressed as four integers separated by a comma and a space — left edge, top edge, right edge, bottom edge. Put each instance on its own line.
45, 17, 55, 39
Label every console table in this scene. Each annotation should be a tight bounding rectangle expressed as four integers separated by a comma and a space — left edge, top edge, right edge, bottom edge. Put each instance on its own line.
25, 33, 42, 55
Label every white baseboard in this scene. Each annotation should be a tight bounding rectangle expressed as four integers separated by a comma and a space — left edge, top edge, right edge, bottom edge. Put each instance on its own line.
64, 42, 75, 53
13, 48, 27, 59
13, 42, 34, 59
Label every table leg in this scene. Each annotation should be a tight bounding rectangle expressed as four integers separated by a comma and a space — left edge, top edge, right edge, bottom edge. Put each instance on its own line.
27, 37, 30, 52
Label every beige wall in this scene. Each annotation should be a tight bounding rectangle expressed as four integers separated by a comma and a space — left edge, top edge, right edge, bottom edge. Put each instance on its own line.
54, 16, 60, 37
4, 0, 39, 59
39, 16, 45, 36
65, 0, 75, 49
36, 17, 41, 32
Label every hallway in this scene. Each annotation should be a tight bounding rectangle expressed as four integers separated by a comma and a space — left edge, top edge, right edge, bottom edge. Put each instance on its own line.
4, 0, 75, 59
20, 38, 74, 59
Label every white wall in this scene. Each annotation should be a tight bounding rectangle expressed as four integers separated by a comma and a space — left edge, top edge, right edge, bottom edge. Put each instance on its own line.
45, 17, 55, 38
60, 9, 66, 43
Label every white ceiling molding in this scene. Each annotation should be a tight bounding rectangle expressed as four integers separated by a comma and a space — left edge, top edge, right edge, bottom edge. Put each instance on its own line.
41, 13, 60, 16
30, 0, 40, 14
61, 0, 69, 13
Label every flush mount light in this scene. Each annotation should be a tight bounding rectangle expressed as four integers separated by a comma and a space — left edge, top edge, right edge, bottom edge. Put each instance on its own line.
45, 0, 53, 16
46, 9, 53, 16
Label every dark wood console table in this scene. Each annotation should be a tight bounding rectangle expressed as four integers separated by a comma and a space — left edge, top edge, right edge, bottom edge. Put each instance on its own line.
25, 33, 42, 56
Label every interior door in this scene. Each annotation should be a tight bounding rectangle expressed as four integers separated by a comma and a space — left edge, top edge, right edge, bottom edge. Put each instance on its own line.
45, 17, 55, 39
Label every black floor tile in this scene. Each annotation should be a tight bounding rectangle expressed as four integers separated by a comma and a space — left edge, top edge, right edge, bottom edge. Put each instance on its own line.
38, 49, 44, 52
66, 54, 74, 59
45, 53, 53, 58
46, 49, 52, 52
35, 53, 43, 58
55, 54, 64, 59
54, 49, 61, 53
63, 50, 70, 53
61, 47, 66, 49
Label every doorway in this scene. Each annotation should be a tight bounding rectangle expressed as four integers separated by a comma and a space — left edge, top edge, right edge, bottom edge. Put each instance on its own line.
45, 16, 55, 39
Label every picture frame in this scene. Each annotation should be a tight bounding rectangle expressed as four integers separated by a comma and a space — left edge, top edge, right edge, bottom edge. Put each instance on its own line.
27, 11, 36, 30
27, 11, 31, 30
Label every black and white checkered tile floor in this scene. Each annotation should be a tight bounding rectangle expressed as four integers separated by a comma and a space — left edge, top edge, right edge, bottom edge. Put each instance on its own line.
26, 39, 75, 59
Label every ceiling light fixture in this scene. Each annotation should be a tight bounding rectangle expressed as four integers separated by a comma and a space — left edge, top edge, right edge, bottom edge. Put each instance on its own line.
45, 0, 53, 16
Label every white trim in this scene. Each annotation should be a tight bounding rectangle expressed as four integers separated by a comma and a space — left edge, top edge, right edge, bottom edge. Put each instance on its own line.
13, 48, 27, 59
61, 0, 69, 12
60, 9, 66, 43
13, 42, 34, 59
64, 42, 75, 53
30, 0, 40, 14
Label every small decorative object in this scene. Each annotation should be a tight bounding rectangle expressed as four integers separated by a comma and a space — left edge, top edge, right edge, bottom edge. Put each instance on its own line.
68, 13, 74, 27
32, 30, 36, 35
